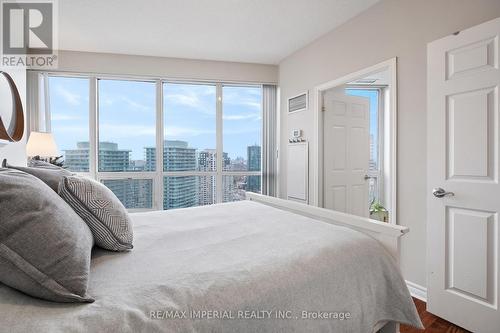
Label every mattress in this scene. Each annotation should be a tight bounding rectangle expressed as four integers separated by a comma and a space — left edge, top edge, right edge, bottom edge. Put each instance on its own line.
0, 200, 422, 332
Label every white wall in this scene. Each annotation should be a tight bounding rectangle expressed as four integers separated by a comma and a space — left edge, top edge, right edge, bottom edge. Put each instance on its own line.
0, 67, 27, 166
55, 50, 279, 84
278, 0, 500, 287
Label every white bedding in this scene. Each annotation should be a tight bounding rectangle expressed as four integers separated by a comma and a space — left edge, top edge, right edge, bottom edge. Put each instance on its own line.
0, 200, 422, 332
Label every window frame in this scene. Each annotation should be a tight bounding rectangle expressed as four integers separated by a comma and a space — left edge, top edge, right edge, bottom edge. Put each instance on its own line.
45, 72, 263, 211
220, 83, 263, 202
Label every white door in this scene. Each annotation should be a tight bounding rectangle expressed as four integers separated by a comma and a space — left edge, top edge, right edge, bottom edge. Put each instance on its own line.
323, 88, 370, 216
427, 17, 500, 333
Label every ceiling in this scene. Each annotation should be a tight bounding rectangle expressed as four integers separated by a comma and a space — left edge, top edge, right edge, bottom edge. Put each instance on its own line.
58, 0, 379, 65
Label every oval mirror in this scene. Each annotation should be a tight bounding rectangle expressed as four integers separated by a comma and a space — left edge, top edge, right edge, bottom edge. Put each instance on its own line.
0, 71, 24, 142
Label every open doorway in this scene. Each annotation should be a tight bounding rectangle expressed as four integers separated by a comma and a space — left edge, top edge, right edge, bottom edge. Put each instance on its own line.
346, 82, 386, 219
314, 59, 396, 223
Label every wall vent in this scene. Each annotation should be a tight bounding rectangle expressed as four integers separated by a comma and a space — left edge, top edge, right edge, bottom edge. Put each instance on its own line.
288, 92, 308, 113
351, 78, 377, 84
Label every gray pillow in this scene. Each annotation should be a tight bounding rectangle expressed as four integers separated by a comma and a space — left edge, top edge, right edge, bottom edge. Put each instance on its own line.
59, 175, 133, 251
28, 159, 65, 169
0, 168, 94, 303
3, 159, 72, 192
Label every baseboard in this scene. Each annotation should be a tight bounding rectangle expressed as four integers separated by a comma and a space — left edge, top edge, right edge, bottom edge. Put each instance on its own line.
406, 280, 427, 302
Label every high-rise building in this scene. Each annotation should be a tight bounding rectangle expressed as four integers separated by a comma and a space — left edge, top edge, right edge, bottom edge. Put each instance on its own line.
63, 140, 255, 209
101, 179, 153, 209
64, 141, 131, 172
198, 149, 217, 172
247, 145, 261, 171
63, 141, 91, 172
229, 156, 246, 171
197, 149, 231, 171
144, 147, 156, 171
197, 149, 216, 205
196, 149, 231, 204
246, 145, 261, 193
369, 134, 377, 171
145, 140, 198, 210
98, 142, 131, 172
225, 156, 247, 202
64, 142, 151, 208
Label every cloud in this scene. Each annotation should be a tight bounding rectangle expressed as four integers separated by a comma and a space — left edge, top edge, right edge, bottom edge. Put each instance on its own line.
164, 86, 262, 119
51, 113, 81, 121
55, 124, 157, 140
99, 93, 153, 113
51, 125, 88, 135
164, 84, 216, 115
165, 93, 201, 108
223, 113, 261, 121
55, 85, 82, 106
99, 124, 156, 139
100, 96, 114, 106
224, 127, 260, 135
222, 87, 262, 111
240, 101, 262, 110
245, 88, 262, 96
164, 126, 215, 138
120, 96, 152, 112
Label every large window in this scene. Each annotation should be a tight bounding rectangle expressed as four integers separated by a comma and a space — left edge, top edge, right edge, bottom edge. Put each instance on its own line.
48, 75, 263, 211
162, 83, 217, 209
222, 85, 262, 201
98, 79, 156, 172
49, 76, 90, 172
160, 83, 262, 209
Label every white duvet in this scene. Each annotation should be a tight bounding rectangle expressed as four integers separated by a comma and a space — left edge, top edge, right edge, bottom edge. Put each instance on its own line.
0, 200, 422, 332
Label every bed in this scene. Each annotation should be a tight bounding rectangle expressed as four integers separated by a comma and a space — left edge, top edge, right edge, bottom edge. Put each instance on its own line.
0, 194, 422, 332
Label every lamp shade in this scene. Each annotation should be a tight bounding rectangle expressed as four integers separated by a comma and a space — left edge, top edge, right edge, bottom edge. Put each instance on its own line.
26, 132, 59, 157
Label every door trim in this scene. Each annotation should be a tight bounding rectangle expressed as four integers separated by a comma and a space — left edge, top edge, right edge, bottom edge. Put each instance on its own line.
311, 58, 398, 225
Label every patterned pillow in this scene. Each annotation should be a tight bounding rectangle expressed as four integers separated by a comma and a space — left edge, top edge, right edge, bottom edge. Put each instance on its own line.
59, 175, 133, 251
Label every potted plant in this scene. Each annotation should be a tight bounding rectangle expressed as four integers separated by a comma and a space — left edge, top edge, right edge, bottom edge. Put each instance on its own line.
370, 201, 389, 222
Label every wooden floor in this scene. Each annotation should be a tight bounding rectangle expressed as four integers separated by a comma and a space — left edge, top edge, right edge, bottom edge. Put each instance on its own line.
400, 298, 470, 333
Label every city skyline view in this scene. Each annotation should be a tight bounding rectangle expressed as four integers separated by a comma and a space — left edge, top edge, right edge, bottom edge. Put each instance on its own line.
63, 140, 261, 173
63, 139, 261, 209
48, 76, 264, 210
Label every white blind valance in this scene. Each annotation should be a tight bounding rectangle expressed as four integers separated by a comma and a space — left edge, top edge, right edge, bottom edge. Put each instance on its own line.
262, 84, 278, 197
26, 71, 50, 134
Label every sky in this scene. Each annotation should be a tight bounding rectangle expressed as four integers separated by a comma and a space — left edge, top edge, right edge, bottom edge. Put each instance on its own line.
346, 88, 379, 164
49, 77, 262, 161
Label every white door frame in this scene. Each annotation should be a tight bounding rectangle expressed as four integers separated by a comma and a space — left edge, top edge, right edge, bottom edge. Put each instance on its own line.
311, 58, 398, 224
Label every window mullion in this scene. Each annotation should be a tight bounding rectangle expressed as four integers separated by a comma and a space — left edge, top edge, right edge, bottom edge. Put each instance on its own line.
43, 74, 51, 132
155, 80, 164, 210
89, 77, 98, 179
216, 83, 223, 203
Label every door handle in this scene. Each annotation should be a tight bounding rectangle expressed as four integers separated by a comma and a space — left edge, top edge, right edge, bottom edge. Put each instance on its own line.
364, 175, 374, 180
432, 187, 454, 198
